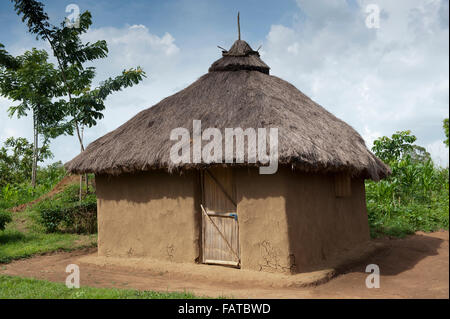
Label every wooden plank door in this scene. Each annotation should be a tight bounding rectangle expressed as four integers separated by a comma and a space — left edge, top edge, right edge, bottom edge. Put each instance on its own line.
201, 168, 240, 267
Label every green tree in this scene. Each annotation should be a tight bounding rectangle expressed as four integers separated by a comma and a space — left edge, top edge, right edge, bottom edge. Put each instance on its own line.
444, 118, 449, 147
0, 48, 68, 187
0, 43, 20, 70
11, 1, 146, 152
372, 130, 418, 164
12, 0, 146, 198
366, 129, 448, 238
0, 137, 52, 187
405, 145, 432, 163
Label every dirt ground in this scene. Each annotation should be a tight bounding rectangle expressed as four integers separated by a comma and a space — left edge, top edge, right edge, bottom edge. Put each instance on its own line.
1, 231, 448, 298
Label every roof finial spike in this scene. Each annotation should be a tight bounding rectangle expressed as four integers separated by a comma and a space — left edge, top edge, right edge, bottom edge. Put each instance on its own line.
237, 12, 241, 40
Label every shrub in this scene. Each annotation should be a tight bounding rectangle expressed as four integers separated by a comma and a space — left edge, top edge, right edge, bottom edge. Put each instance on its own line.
36, 161, 66, 189
0, 210, 12, 231
40, 206, 65, 233
39, 202, 97, 234
0, 162, 66, 210
366, 156, 449, 237
62, 198, 97, 234
37, 185, 97, 234
366, 129, 449, 238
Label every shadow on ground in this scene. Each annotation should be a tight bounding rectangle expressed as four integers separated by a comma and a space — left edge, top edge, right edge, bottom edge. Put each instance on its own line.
343, 232, 445, 276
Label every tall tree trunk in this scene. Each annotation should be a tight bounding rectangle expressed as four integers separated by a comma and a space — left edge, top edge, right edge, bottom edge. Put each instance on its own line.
79, 174, 83, 201
75, 122, 85, 152
81, 125, 89, 194
85, 173, 89, 194
31, 110, 38, 188
76, 122, 85, 201
44, 31, 85, 198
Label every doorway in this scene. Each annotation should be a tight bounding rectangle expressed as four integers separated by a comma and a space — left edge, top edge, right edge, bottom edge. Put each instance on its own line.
201, 167, 240, 267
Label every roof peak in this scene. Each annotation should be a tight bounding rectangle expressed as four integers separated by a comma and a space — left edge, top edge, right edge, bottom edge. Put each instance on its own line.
208, 13, 270, 74
209, 40, 270, 74
222, 40, 256, 57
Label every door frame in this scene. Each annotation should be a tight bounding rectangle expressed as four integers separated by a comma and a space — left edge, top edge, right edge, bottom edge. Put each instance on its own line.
200, 168, 240, 267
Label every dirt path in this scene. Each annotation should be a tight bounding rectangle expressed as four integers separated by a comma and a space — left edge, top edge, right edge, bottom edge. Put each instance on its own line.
1, 231, 448, 298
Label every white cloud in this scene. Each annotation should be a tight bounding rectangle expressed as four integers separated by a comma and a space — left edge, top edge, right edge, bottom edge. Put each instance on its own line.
0, 24, 208, 165
361, 125, 382, 150
426, 139, 449, 167
84, 24, 180, 63
262, 0, 449, 166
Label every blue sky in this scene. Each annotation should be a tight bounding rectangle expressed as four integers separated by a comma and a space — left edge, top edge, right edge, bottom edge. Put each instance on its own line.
0, 0, 298, 47
0, 0, 449, 166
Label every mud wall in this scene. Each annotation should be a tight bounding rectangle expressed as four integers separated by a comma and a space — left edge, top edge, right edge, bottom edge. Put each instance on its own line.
235, 168, 292, 272
95, 167, 369, 274
95, 171, 201, 262
235, 167, 370, 274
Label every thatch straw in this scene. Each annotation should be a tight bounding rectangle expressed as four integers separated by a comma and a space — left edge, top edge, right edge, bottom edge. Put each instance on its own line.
209, 40, 270, 74
65, 40, 390, 181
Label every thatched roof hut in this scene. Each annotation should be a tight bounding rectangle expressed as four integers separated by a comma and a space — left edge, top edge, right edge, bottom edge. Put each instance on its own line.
65, 39, 389, 181
65, 36, 389, 274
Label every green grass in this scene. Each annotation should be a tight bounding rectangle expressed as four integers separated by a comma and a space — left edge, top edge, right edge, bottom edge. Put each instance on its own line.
0, 196, 96, 264
0, 228, 96, 264
367, 201, 449, 238
0, 178, 203, 299
0, 275, 198, 299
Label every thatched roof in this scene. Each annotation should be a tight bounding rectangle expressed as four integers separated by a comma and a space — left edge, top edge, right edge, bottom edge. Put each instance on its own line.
65, 39, 390, 181
209, 40, 270, 74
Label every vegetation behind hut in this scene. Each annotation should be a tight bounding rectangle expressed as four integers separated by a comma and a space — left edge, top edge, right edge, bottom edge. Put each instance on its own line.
366, 128, 449, 237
